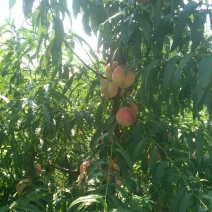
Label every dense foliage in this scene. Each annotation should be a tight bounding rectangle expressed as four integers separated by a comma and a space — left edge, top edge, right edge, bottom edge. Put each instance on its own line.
0, 0, 212, 211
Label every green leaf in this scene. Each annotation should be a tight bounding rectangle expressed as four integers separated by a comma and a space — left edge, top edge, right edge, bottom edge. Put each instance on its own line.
132, 138, 149, 163
137, 15, 150, 44
114, 142, 133, 171
69, 195, 107, 210
196, 56, 212, 89
51, 17, 64, 66
41, 105, 52, 135
171, 188, 186, 212
0, 95, 10, 103
82, 10, 92, 36
162, 56, 177, 94
22, 0, 35, 18
196, 134, 204, 167
143, 59, 159, 92
171, 1, 199, 51
154, 161, 169, 182
173, 53, 192, 89
9, 0, 16, 10
121, 14, 135, 41
194, 56, 212, 107
179, 193, 193, 212
186, 132, 196, 155
191, 13, 205, 50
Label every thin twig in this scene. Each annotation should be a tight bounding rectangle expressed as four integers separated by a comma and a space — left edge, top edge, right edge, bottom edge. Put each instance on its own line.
73, 37, 98, 70
63, 39, 106, 79
48, 161, 78, 174
154, 140, 209, 211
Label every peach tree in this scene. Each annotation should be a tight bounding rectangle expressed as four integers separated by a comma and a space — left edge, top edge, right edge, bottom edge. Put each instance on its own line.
0, 0, 212, 211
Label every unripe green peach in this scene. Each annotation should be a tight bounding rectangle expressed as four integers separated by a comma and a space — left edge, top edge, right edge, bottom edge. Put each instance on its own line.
116, 107, 136, 127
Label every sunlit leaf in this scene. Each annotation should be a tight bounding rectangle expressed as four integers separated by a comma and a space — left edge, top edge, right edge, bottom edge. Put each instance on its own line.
69, 195, 107, 210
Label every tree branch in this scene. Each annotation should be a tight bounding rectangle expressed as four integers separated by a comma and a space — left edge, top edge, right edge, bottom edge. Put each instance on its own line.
48, 161, 78, 174
63, 39, 106, 79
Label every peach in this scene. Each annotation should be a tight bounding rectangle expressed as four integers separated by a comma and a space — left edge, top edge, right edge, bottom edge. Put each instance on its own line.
16, 178, 31, 195
77, 173, 85, 182
116, 107, 136, 127
108, 81, 118, 98
100, 79, 118, 100
80, 160, 91, 174
106, 159, 120, 171
33, 162, 42, 174
128, 102, 138, 113
105, 61, 119, 80
116, 179, 122, 186
112, 163, 120, 172
112, 66, 135, 88
100, 79, 109, 98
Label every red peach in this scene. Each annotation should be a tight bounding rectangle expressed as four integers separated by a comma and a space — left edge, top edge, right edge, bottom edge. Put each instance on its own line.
128, 102, 138, 113
116, 107, 136, 127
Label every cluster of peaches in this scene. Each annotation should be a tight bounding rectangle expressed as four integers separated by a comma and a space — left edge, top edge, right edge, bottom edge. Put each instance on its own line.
16, 162, 42, 196
100, 61, 138, 127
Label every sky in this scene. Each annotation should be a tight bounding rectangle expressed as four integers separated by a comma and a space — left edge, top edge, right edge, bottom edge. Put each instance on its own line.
0, 1, 211, 55
0, 0, 98, 58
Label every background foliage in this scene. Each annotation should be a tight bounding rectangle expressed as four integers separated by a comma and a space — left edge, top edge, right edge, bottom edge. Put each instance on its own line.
0, 0, 212, 211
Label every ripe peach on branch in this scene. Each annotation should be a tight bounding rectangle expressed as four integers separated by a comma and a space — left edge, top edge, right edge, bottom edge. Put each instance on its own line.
100, 79, 118, 100
33, 162, 42, 174
105, 61, 119, 80
16, 178, 31, 195
116, 107, 136, 127
128, 102, 138, 114
80, 160, 91, 174
112, 65, 135, 88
